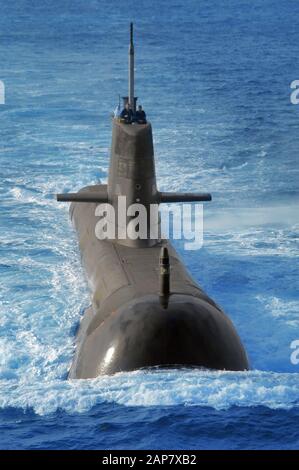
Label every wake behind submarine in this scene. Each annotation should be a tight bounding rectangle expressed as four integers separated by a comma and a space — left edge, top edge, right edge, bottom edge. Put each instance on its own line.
57, 24, 249, 378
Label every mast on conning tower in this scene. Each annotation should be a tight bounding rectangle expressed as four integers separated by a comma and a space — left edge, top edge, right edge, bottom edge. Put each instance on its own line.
129, 22, 135, 111
122, 22, 138, 111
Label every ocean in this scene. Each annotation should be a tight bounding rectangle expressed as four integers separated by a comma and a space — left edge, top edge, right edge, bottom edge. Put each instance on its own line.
0, 0, 298, 449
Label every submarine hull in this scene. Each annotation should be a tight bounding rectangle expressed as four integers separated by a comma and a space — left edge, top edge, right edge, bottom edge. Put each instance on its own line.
59, 121, 249, 378
68, 188, 249, 378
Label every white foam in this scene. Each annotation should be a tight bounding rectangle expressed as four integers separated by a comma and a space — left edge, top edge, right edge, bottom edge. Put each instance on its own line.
0, 369, 298, 416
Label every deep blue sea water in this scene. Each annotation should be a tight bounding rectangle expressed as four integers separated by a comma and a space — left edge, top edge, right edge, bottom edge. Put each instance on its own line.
0, 0, 298, 450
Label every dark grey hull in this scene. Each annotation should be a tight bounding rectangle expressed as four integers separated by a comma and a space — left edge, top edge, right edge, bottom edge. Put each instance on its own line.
68, 195, 249, 378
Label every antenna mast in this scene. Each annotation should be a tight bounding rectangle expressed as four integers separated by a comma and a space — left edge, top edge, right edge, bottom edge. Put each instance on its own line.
129, 22, 135, 111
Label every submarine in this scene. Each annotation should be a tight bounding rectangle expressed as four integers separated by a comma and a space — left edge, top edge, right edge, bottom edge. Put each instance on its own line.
57, 24, 249, 378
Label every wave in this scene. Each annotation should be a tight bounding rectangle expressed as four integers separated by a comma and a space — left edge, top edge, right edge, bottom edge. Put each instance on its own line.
0, 369, 298, 416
